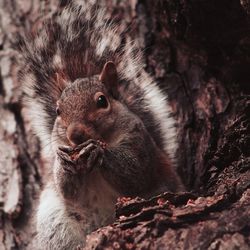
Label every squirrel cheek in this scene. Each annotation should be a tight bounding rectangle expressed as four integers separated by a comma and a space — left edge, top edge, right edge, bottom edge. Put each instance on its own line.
55, 116, 66, 131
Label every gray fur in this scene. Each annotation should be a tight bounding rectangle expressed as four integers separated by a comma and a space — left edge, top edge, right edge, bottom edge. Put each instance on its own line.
18, 0, 177, 160
18, 1, 182, 249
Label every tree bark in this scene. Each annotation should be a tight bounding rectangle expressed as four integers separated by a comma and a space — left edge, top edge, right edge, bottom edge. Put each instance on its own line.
0, 0, 249, 249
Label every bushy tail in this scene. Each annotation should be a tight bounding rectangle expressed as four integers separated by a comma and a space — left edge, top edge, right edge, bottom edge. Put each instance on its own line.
18, 0, 178, 163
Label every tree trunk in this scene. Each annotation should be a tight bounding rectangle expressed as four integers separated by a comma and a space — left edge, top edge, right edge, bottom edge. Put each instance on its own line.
0, 0, 249, 249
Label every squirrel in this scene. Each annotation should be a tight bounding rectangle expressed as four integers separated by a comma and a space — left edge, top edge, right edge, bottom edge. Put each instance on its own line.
18, 1, 184, 249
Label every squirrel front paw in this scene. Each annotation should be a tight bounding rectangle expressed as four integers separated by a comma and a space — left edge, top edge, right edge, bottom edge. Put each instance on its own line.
57, 146, 79, 174
57, 139, 105, 174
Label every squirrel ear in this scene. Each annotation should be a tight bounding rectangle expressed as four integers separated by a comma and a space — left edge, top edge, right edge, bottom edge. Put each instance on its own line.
99, 61, 118, 90
55, 72, 68, 91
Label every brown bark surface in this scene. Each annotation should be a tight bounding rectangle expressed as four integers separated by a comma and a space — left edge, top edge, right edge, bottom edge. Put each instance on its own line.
0, 0, 249, 249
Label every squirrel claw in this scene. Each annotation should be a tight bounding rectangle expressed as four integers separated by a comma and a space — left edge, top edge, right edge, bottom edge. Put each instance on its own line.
57, 140, 104, 174
75, 139, 96, 151
57, 148, 75, 163
78, 142, 97, 158
75, 140, 104, 171
86, 146, 104, 170
57, 149, 79, 174
58, 145, 74, 154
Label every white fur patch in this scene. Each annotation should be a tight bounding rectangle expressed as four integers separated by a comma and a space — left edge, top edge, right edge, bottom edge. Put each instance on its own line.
95, 30, 120, 56
34, 35, 45, 50
53, 51, 63, 69
139, 71, 177, 164
22, 73, 36, 95
23, 97, 53, 156
117, 39, 178, 164
21, 71, 55, 158
36, 186, 84, 249
118, 39, 143, 80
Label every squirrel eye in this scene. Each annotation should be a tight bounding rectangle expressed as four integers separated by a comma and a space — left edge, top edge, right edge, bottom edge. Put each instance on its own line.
96, 95, 108, 109
56, 107, 61, 116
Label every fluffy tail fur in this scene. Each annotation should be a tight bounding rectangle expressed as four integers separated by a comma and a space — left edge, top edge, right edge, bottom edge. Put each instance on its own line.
18, 0, 177, 163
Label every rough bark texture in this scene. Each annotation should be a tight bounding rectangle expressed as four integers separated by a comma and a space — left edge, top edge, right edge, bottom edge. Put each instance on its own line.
0, 0, 249, 249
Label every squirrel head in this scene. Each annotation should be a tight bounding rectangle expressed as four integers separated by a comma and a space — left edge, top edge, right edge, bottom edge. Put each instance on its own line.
53, 61, 121, 147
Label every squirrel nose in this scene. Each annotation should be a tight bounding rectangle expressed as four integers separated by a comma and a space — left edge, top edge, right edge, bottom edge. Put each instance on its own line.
66, 122, 86, 146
